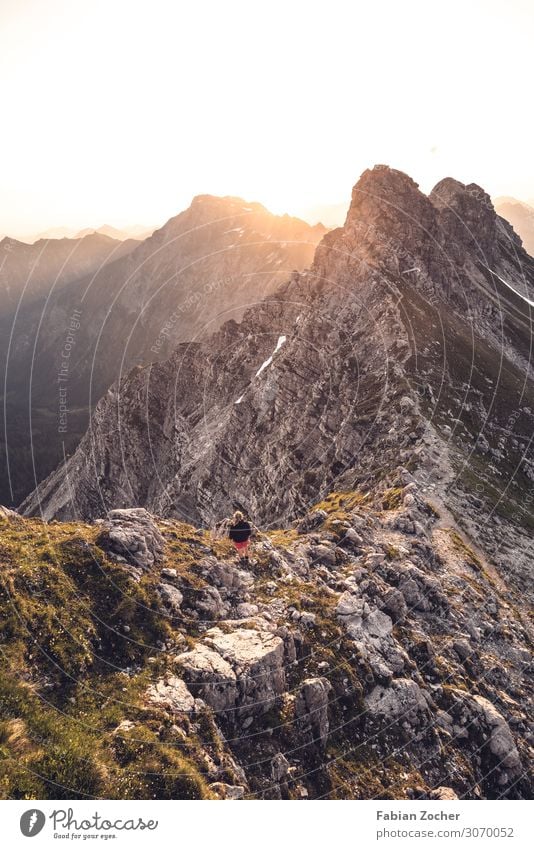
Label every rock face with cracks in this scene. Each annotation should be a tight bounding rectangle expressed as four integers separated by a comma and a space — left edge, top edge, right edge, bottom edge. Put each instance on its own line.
176, 628, 285, 720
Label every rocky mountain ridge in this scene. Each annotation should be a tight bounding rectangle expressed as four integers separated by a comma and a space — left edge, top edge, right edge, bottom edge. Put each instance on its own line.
23, 167, 534, 604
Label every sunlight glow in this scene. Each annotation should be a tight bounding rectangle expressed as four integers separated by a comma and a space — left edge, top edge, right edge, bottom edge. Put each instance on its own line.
0, 0, 532, 237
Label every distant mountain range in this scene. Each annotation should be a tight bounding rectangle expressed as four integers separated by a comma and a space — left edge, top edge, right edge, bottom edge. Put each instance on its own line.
0, 232, 139, 315
494, 197, 534, 256
1, 198, 326, 506
24, 223, 156, 243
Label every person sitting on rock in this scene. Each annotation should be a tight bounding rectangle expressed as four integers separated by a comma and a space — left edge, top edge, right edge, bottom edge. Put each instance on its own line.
226, 510, 253, 563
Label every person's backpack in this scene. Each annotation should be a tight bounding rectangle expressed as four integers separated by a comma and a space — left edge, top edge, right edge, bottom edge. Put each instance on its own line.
228, 519, 252, 543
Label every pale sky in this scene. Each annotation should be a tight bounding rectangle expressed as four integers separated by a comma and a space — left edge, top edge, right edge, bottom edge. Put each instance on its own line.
0, 0, 533, 238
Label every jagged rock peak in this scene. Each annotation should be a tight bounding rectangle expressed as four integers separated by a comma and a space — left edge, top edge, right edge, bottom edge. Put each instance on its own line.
338, 165, 520, 260
429, 177, 493, 212
156, 192, 327, 243
353, 163, 421, 199
190, 194, 267, 213
429, 175, 521, 254
343, 164, 435, 234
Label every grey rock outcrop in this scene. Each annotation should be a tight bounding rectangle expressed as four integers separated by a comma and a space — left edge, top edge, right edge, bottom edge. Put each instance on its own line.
430, 787, 459, 800
145, 676, 196, 713
336, 591, 404, 678
271, 752, 290, 782
295, 677, 332, 748
449, 690, 522, 779
175, 644, 237, 714
158, 582, 184, 615
95, 508, 165, 570
365, 679, 430, 726
207, 628, 286, 718
176, 627, 285, 721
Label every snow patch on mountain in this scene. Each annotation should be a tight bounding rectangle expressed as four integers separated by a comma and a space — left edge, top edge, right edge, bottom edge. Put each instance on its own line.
255, 335, 287, 377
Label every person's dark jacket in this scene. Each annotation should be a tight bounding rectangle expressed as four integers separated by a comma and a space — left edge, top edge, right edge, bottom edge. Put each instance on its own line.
228, 520, 252, 543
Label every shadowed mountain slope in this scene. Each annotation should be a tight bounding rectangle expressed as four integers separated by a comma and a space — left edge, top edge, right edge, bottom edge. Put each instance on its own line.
2, 198, 324, 506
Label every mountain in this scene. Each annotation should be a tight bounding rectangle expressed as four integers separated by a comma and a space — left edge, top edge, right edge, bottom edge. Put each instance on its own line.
1, 198, 326, 507
4, 166, 533, 801
21, 224, 155, 243
30, 226, 79, 241
494, 197, 534, 256
23, 167, 534, 598
74, 224, 155, 241
0, 232, 139, 315
75, 225, 132, 241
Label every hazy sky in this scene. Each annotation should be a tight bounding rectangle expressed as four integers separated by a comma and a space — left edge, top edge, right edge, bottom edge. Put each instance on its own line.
0, 0, 533, 237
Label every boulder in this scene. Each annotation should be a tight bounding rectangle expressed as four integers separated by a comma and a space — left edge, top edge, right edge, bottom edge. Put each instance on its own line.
337, 592, 393, 640
176, 628, 286, 720
236, 602, 259, 618
452, 639, 472, 661
471, 695, 521, 771
337, 591, 404, 677
158, 583, 183, 614
309, 543, 337, 568
342, 527, 363, 547
193, 586, 228, 620
295, 510, 328, 534
382, 588, 408, 622
299, 612, 316, 628
95, 508, 164, 570
145, 676, 195, 713
209, 782, 245, 800
430, 787, 459, 800
200, 557, 253, 593
397, 563, 447, 612
296, 677, 332, 748
208, 628, 286, 717
271, 752, 290, 782
175, 645, 237, 713
365, 679, 429, 726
